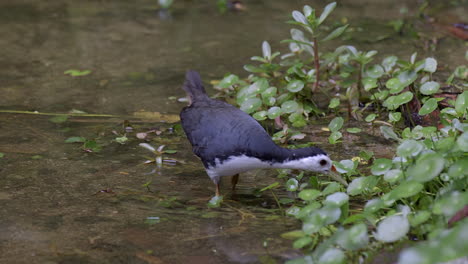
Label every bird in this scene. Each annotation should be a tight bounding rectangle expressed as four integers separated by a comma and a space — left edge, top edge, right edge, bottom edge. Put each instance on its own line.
180, 70, 334, 197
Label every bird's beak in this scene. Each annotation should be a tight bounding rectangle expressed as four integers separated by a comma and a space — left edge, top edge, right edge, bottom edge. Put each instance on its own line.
328, 165, 348, 186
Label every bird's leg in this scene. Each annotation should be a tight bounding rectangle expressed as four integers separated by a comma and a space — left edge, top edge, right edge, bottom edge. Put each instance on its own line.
215, 182, 221, 197
231, 174, 239, 191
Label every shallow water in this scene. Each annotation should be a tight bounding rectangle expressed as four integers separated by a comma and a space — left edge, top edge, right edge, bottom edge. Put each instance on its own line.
0, 0, 466, 263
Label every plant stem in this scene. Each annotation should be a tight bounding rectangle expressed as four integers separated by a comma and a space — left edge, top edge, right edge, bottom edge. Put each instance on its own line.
313, 37, 320, 92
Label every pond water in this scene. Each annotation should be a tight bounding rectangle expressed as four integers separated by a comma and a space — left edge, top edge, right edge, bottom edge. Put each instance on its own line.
0, 0, 466, 263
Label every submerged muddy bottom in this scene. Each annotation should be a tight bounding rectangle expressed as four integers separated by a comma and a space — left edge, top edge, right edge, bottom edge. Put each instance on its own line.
0, 113, 393, 264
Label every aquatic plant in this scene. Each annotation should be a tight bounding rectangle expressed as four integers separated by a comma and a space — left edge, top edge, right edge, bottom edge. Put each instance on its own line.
216, 2, 468, 263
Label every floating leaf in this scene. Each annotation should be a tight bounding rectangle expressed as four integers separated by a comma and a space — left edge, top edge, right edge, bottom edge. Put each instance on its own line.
253, 111, 267, 121
423, 57, 437, 73
282, 100, 299, 113
322, 182, 341, 196
457, 132, 468, 151
318, 248, 345, 264
287, 80, 305, 92
324, 192, 349, 206
371, 158, 393, 175
240, 98, 262, 114
389, 112, 402, 122
364, 114, 376, 123
382, 56, 398, 72
65, 136, 86, 143
328, 98, 340, 108
328, 117, 344, 132
218, 74, 239, 88
418, 98, 438, 115
337, 223, 369, 250
346, 128, 361, 133
366, 64, 384, 78
362, 77, 378, 91
408, 211, 431, 227
384, 169, 403, 183
397, 140, 424, 157
267, 106, 282, 119
380, 126, 400, 141
261, 87, 277, 98
286, 178, 299, 191
49, 115, 69, 124
83, 140, 102, 152
64, 69, 92, 77
364, 198, 384, 213
386, 78, 405, 94
293, 236, 313, 249
420, 81, 440, 95
374, 215, 409, 242
387, 181, 424, 200
347, 177, 366, 195
329, 131, 342, 144
298, 189, 321, 201
207, 195, 223, 208
455, 91, 468, 115
407, 152, 445, 182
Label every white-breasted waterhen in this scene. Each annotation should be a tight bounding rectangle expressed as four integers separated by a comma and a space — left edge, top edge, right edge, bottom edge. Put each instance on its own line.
180, 70, 336, 197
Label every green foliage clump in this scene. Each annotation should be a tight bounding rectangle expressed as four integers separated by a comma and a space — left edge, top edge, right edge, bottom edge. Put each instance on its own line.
215, 2, 468, 263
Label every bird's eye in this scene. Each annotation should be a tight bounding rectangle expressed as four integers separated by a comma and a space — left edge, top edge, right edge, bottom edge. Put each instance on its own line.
319, 159, 328, 166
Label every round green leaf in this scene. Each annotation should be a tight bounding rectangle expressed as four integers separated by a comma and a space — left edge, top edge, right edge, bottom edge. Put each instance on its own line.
337, 223, 369, 250
420, 81, 440, 95
366, 64, 384, 78
286, 178, 299, 191
328, 131, 342, 144
384, 169, 403, 183
397, 70, 417, 87
365, 113, 376, 122
396, 91, 414, 105
397, 140, 424, 157
423, 57, 437, 73
389, 112, 402, 122
322, 182, 341, 196
252, 111, 267, 121
457, 132, 468, 151
455, 91, 468, 115
371, 158, 393, 175
240, 98, 262, 114
362, 77, 378, 91
382, 56, 397, 72
386, 78, 405, 94
388, 181, 423, 200
298, 189, 321, 201
324, 192, 349, 206
364, 198, 384, 213
347, 177, 366, 196
261, 87, 277, 98
267, 106, 282, 119
281, 100, 299, 113
287, 80, 305, 93
263, 96, 276, 106
408, 211, 431, 227
328, 98, 340, 108
328, 117, 344, 132
375, 215, 409, 242
418, 98, 438, 115
346, 128, 361, 133
318, 248, 345, 264
218, 74, 239, 88
407, 152, 445, 182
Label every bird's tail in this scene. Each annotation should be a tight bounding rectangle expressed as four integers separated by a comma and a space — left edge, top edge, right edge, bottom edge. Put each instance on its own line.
183, 70, 207, 103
